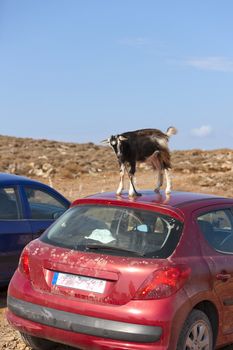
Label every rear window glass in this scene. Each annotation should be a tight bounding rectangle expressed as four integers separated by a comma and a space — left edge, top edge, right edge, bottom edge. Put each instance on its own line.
41, 205, 183, 258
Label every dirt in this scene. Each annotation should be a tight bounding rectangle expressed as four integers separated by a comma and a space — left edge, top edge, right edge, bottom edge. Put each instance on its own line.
1, 134, 233, 349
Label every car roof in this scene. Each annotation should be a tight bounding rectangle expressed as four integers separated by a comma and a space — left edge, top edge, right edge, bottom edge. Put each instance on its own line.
85, 190, 231, 207
73, 190, 233, 221
0, 172, 41, 185
0, 172, 70, 204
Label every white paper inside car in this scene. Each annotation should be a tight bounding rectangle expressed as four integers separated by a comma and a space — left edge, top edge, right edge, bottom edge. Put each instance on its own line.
85, 229, 116, 244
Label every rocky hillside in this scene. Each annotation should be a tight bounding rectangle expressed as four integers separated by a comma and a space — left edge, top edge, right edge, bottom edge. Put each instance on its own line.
0, 134, 115, 178
1, 134, 233, 196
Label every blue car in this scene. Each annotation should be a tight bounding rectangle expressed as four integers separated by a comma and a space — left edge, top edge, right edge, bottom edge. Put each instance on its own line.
0, 173, 70, 286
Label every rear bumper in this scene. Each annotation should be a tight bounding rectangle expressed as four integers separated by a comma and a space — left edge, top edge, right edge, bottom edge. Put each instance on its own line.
7, 295, 162, 343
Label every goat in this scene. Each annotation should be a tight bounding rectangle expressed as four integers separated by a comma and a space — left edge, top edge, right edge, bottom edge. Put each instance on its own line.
101, 127, 177, 197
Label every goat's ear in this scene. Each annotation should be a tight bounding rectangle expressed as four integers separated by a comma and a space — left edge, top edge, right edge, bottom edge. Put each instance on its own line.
119, 135, 128, 141
100, 138, 110, 145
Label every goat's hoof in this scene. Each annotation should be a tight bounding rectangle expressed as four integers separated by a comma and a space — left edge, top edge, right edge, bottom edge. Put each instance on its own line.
154, 188, 160, 193
129, 192, 142, 197
116, 192, 122, 197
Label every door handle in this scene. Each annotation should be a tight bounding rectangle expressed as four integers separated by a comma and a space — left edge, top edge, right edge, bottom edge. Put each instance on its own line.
216, 273, 231, 282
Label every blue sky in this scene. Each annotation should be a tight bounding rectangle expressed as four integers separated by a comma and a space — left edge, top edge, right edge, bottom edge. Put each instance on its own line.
1, 0, 233, 150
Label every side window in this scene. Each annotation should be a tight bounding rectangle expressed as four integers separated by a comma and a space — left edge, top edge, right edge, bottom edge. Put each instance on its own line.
197, 209, 233, 253
24, 187, 67, 220
0, 187, 20, 220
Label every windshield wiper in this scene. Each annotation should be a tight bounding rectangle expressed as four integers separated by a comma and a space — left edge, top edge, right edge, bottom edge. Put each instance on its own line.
84, 244, 145, 257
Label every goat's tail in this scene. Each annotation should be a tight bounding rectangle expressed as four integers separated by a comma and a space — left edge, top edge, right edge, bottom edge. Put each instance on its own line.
166, 126, 177, 138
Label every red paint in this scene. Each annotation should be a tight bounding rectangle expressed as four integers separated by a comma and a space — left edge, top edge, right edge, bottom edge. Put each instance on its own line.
7, 190, 233, 349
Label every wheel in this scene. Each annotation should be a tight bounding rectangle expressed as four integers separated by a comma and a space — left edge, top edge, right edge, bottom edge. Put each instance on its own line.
176, 309, 213, 350
20, 332, 56, 350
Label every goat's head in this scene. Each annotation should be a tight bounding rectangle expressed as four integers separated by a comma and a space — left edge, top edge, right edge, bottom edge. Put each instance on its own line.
101, 135, 128, 161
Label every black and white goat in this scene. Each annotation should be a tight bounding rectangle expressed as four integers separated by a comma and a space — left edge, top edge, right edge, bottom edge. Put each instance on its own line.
102, 127, 177, 197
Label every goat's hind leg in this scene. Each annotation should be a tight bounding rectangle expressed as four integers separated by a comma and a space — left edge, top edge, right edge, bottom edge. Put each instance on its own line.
164, 168, 172, 194
154, 168, 163, 193
149, 150, 163, 192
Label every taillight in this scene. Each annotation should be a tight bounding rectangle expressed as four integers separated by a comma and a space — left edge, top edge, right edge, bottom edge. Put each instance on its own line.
133, 265, 191, 300
18, 249, 30, 277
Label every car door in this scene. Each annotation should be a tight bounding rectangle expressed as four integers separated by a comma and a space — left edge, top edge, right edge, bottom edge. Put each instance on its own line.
22, 185, 70, 240
194, 205, 233, 337
0, 186, 32, 285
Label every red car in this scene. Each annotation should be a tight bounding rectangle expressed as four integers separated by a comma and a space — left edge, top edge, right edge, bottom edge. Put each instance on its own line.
6, 190, 233, 350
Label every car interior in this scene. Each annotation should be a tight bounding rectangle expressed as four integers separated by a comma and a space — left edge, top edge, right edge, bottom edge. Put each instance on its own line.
0, 189, 19, 220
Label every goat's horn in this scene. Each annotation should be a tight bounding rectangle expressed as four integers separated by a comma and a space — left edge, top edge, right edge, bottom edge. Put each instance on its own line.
100, 138, 110, 144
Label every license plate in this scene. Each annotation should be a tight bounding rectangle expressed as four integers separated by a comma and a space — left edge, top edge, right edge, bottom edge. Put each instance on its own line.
52, 272, 106, 293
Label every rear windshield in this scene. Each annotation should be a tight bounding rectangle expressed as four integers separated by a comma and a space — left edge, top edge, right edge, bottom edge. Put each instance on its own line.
41, 205, 183, 258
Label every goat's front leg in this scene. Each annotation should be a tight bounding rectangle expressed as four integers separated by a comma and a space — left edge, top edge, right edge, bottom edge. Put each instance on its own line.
116, 163, 125, 196
128, 162, 141, 197
164, 168, 172, 194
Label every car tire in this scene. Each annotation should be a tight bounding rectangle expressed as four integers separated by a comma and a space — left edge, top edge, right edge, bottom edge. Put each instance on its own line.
176, 309, 213, 350
20, 332, 56, 350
